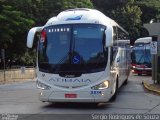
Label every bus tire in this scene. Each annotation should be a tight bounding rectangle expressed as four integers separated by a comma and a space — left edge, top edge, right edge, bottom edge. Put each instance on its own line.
124, 78, 128, 85
138, 73, 141, 76
110, 77, 118, 101
124, 67, 129, 85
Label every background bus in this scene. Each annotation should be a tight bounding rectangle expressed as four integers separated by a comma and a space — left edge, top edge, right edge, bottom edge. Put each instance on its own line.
27, 8, 130, 103
131, 37, 152, 75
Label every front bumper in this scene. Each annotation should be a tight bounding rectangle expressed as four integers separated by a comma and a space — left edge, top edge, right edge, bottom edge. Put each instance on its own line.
132, 68, 152, 74
39, 88, 112, 103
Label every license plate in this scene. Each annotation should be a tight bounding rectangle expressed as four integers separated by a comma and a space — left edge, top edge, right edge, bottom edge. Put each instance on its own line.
65, 94, 77, 98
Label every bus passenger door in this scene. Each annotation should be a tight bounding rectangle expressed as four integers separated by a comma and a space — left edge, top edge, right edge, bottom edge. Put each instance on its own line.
110, 47, 118, 86
117, 48, 126, 87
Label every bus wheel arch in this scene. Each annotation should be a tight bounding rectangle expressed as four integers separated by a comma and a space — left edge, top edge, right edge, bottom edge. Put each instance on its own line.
110, 75, 118, 101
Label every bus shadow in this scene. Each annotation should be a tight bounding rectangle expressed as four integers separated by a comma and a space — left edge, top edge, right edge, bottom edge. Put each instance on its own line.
131, 73, 151, 77
42, 102, 112, 109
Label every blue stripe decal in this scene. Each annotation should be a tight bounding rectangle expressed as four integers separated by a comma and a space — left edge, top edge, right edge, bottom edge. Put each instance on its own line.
66, 15, 82, 21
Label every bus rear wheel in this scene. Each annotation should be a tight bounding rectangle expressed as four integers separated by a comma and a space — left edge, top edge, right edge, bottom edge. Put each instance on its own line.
124, 78, 128, 85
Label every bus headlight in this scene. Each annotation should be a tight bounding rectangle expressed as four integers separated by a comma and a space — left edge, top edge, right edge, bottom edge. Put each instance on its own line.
91, 80, 110, 90
36, 81, 51, 90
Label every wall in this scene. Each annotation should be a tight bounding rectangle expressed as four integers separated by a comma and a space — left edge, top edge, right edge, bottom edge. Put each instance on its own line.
0, 68, 36, 84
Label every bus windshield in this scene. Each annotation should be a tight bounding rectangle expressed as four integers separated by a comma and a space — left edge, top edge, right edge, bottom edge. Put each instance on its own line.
38, 24, 108, 74
131, 48, 151, 66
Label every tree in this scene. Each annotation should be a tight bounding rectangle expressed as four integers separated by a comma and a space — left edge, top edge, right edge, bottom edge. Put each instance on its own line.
92, 0, 160, 43
0, 0, 94, 67
0, 1, 34, 68
92, 0, 142, 44
0, 5, 34, 49
5, 0, 93, 25
135, 0, 160, 23
109, 5, 142, 44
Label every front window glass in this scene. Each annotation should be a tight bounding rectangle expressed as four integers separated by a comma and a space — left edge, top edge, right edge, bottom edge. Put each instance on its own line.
131, 47, 151, 67
73, 24, 106, 66
38, 24, 108, 74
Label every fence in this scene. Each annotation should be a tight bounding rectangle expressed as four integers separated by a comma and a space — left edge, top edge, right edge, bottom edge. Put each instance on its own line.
0, 67, 36, 84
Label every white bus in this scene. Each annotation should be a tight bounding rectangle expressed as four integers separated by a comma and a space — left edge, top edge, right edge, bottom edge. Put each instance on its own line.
27, 8, 130, 103
131, 37, 152, 75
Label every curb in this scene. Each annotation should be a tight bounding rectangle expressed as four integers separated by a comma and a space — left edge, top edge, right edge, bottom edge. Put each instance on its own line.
142, 81, 160, 95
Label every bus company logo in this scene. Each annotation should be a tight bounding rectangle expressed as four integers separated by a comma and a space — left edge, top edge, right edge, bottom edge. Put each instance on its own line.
42, 73, 45, 77
49, 78, 91, 83
65, 75, 75, 78
1, 114, 18, 120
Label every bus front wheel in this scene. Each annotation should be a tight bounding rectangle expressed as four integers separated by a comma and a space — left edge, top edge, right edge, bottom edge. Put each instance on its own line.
110, 77, 118, 101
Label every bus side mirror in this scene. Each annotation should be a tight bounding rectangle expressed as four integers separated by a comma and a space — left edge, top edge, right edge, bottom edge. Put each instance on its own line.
27, 27, 43, 48
105, 25, 113, 47
117, 57, 120, 63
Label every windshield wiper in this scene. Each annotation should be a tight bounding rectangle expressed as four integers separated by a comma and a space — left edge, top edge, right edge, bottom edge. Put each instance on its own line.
53, 51, 71, 73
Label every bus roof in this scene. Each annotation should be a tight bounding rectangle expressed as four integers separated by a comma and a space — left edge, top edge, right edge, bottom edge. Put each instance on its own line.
45, 8, 127, 33
46, 8, 115, 25
135, 37, 152, 44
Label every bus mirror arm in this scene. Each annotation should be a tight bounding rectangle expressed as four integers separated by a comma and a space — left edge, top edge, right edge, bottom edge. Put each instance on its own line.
117, 57, 120, 63
27, 26, 43, 48
102, 31, 107, 52
102, 32, 106, 48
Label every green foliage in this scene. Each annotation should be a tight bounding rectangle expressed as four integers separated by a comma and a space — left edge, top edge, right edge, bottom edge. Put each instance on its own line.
110, 5, 142, 41
92, 0, 160, 43
1, 0, 160, 66
20, 49, 36, 65
62, 0, 93, 10
5, 0, 93, 25
0, 4, 34, 48
93, 0, 142, 42
0, 0, 93, 66
135, 0, 160, 23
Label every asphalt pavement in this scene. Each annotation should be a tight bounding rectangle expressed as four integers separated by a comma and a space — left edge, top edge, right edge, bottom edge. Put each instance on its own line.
0, 74, 160, 120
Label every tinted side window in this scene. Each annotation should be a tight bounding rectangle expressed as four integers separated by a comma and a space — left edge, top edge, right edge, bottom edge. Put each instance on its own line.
113, 26, 118, 41
110, 47, 118, 65
117, 27, 129, 40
